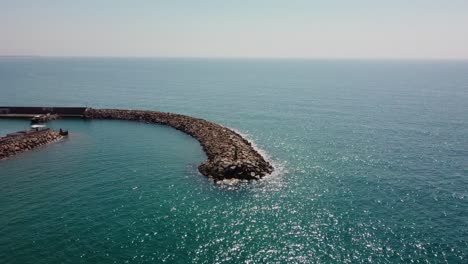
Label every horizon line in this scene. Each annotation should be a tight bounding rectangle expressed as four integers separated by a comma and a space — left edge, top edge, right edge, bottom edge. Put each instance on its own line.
1, 55, 468, 61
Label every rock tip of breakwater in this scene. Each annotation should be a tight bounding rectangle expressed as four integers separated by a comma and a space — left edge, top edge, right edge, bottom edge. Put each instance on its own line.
199, 157, 274, 181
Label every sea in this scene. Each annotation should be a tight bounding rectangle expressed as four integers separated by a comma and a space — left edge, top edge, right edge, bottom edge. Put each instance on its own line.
0, 58, 467, 263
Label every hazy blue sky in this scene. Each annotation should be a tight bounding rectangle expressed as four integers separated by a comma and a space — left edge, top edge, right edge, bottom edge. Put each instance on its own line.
1, 0, 468, 59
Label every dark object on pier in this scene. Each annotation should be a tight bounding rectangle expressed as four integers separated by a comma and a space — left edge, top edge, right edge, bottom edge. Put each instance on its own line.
59, 128, 69, 136
30, 115, 44, 124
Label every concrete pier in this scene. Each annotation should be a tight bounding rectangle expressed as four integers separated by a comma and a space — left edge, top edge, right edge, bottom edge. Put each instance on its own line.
0, 106, 87, 118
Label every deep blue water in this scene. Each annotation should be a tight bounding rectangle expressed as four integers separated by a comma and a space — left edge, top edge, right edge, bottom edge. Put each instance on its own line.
0, 58, 467, 263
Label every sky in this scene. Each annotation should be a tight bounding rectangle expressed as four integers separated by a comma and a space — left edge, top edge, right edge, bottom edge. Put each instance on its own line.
1, 0, 468, 59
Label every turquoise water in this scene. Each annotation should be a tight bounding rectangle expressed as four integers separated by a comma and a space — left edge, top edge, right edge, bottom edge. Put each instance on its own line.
1, 58, 467, 263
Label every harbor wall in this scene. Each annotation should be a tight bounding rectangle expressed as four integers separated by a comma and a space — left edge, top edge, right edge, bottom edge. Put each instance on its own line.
0, 129, 63, 159
0, 106, 274, 181
0, 106, 87, 116
84, 108, 274, 181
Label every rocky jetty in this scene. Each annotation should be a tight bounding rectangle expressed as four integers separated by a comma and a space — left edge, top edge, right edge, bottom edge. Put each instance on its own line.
0, 129, 63, 160
84, 108, 274, 180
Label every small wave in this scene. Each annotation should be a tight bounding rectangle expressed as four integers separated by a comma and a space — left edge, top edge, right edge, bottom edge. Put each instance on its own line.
229, 128, 288, 186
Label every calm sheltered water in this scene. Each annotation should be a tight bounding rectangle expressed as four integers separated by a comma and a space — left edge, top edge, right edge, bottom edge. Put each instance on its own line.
0, 58, 467, 263
0, 118, 285, 263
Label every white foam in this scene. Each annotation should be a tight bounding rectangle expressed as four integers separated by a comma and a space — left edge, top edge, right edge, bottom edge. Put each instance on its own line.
230, 128, 288, 185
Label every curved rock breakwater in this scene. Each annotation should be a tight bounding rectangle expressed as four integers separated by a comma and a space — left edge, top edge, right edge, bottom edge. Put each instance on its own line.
0, 129, 63, 160
84, 108, 274, 180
